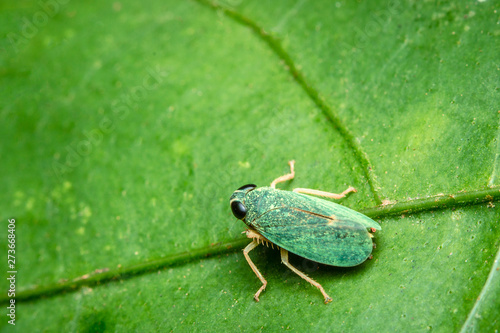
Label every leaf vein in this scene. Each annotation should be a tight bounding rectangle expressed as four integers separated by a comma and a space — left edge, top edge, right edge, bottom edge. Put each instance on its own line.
7, 186, 500, 304
193, 0, 382, 204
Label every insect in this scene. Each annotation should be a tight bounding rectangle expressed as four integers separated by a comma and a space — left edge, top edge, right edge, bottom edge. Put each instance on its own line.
229, 160, 381, 304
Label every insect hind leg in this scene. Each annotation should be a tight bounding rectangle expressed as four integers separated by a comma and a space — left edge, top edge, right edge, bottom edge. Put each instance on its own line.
280, 248, 333, 304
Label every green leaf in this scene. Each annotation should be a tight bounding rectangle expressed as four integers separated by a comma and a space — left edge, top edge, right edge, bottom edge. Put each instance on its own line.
1, 0, 499, 331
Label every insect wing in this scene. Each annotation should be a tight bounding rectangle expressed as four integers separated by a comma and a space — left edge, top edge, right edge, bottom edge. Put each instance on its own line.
250, 206, 374, 267
286, 191, 381, 231
246, 188, 381, 231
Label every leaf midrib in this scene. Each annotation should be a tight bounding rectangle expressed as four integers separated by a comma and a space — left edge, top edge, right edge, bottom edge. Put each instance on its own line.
7, 186, 500, 304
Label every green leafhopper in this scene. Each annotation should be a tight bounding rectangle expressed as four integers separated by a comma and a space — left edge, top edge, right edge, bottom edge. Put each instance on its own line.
229, 160, 381, 304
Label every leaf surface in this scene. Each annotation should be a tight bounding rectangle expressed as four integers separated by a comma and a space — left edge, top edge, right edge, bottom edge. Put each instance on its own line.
0, 0, 499, 331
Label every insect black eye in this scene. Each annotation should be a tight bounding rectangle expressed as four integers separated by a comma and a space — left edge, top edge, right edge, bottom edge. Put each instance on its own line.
231, 200, 247, 220
238, 184, 257, 191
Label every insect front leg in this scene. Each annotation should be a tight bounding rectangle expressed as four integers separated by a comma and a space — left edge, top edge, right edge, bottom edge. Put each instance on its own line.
270, 160, 295, 188
280, 248, 333, 304
270, 160, 356, 200
293, 186, 357, 200
243, 239, 267, 302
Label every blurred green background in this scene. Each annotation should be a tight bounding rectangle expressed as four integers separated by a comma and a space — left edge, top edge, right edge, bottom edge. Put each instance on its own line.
1, 0, 499, 331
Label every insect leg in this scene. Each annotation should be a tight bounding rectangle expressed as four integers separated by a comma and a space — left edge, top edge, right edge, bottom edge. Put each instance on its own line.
243, 240, 267, 302
293, 186, 357, 200
270, 160, 295, 188
280, 248, 333, 304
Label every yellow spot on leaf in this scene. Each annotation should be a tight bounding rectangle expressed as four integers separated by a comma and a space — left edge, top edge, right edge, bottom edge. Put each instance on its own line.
238, 161, 251, 168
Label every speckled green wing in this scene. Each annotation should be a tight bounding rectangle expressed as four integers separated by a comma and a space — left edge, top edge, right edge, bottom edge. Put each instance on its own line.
248, 192, 379, 267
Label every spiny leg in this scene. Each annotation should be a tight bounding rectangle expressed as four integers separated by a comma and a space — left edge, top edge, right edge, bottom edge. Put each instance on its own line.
243, 240, 267, 302
270, 160, 295, 188
280, 248, 333, 304
293, 186, 357, 200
